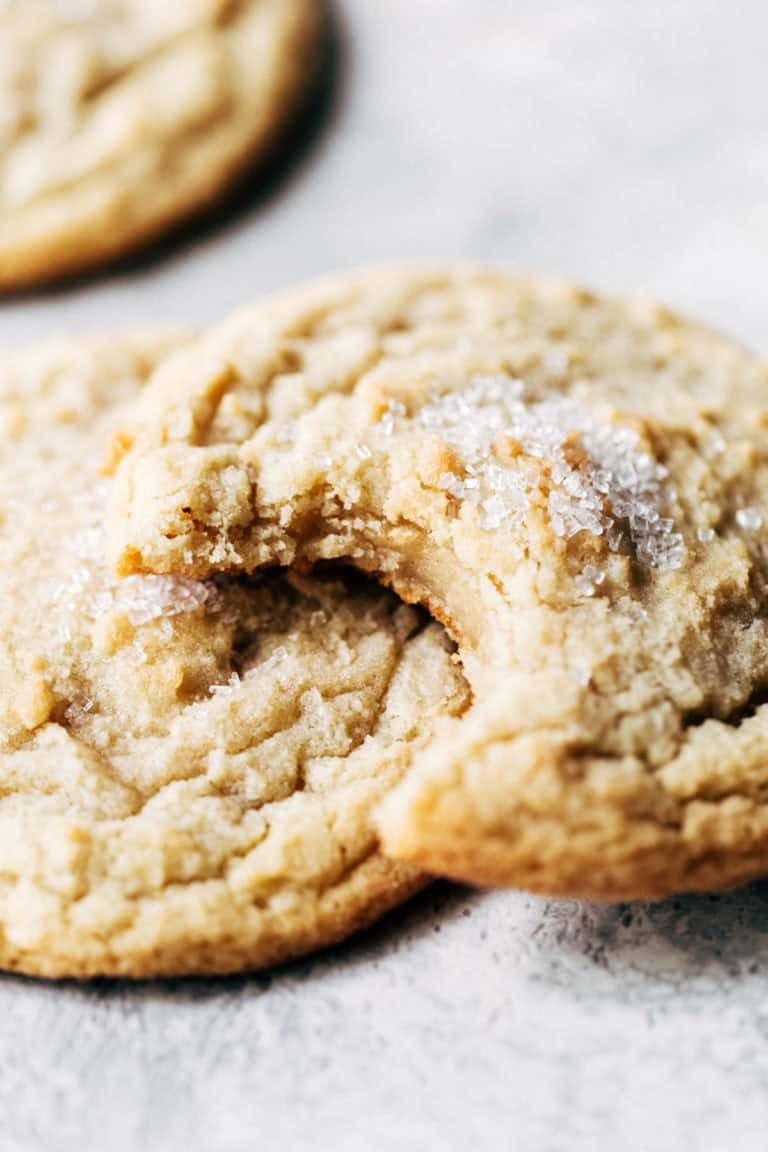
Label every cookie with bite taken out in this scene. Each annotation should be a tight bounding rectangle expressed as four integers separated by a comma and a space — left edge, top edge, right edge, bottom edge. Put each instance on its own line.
108, 265, 768, 901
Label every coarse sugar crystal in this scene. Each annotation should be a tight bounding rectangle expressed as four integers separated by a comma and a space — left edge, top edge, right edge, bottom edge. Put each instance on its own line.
379, 375, 686, 571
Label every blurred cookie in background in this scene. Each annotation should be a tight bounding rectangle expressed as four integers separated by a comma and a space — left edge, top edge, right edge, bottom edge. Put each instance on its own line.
0, 0, 324, 290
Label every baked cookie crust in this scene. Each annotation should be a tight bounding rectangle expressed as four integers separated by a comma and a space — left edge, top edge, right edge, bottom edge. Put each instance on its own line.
0, 0, 322, 289
0, 332, 468, 978
108, 265, 768, 901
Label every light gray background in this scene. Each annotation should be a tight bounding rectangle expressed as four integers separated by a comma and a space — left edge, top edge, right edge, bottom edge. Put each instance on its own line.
2, 3, 768, 1150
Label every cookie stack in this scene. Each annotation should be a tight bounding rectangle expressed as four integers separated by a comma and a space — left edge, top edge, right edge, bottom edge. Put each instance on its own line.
6, 266, 768, 978
4, 6, 768, 981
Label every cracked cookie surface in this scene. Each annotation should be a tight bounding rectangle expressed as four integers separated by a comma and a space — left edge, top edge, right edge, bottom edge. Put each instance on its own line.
109, 265, 768, 900
0, 332, 467, 978
0, 0, 321, 288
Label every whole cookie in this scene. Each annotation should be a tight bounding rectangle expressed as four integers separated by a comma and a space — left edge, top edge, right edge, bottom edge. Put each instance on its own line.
0, 0, 321, 289
109, 265, 768, 901
0, 333, 468, 978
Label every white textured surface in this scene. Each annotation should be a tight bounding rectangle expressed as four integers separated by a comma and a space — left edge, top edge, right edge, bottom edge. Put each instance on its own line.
4, 886, 768, 1151
3, 2, 768, 1148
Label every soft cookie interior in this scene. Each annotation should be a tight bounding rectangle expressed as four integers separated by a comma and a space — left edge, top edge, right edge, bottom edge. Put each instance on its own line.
108, 267, 768, 900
